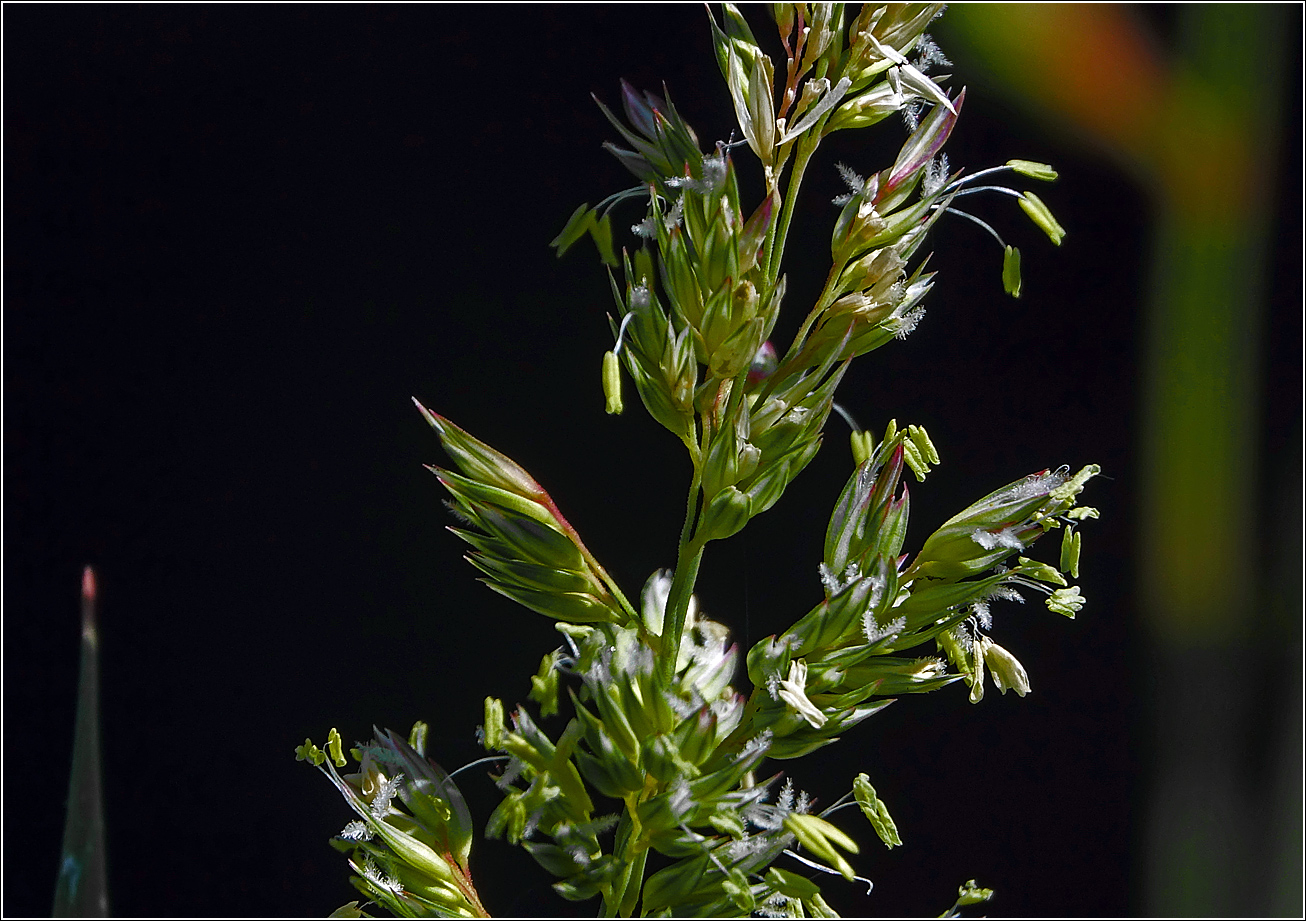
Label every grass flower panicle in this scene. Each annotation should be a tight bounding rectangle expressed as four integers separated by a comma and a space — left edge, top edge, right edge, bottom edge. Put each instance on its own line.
299, 4, 1095, 916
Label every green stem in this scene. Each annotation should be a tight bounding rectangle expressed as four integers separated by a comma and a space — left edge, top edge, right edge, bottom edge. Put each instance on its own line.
658, 541, 705, 688
784, 259, 845, 366
763, 44, 835, 285
764, 133, 819, 284
657, 466, 705, 687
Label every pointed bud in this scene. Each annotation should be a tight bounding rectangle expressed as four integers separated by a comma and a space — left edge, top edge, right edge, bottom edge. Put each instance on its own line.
882, 89, 964, 202
696, 486, 752, 542
413, 400, 549, 504
1018, 192, 1066, 246
486, 789, 528, 842
708, 806, 746, 839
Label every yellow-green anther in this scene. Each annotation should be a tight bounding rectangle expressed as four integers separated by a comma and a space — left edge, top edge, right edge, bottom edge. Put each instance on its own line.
882, 418, 898, 444
327, 727, 347, 768
295, 739, 325, 766
851, 429, 874, 466
1017, 557, 1068, 586
956, 879, 996, 906
901, 437, 927, 482
784, 814, 859, 881
1006, 159, 1059, 182
1060, 527, 1082, 579
1067, 506, 1100, 520
908, 424, 940, 465
554, 622, 593, 643
1049, 464, 1100, 503
968, 636, 986, 704
602, 350, 623, 415
594, 212, 617, 267
1047, 586, 1085, 618
808, 814, 859, 853
407, 720, 428, 756
1019, 191, 1066, 246
483, 697, 505, 750
1002, 245, 1022, 298
853, 773, 902, 848
550, 203, 594, 257
783, 813, 827, 858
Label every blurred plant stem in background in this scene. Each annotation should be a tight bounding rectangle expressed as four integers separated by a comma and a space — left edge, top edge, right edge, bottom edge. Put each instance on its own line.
54, 567, 110, 917
1135, 10, 1298, 917
938, 4, 1299, 916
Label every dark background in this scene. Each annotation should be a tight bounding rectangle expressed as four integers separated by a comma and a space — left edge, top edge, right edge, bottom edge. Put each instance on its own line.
4, 5, 1299, 917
